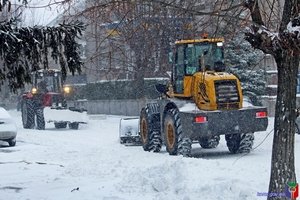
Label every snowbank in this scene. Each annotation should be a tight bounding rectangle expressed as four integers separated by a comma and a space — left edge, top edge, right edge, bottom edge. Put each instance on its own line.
0, 110, 299, 200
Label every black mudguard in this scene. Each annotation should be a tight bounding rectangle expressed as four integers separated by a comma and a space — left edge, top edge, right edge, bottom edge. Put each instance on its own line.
180, 107, 268, 140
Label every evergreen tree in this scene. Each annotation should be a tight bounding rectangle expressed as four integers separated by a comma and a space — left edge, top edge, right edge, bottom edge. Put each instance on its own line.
225, 33, 266, 105
0, 1, 84, 91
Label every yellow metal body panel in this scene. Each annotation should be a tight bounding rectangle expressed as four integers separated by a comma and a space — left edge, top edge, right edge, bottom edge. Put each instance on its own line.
173, 76, 193, 98
192, 71, 243, 110
170, 71, 243, 110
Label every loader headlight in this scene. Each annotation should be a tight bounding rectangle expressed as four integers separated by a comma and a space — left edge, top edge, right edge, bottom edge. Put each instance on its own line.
31, 87, 37, 94
63, 86, 71, 94
217, 42, 223, 47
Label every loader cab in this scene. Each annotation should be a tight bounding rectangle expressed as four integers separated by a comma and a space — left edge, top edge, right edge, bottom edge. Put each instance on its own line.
171, 38, 225, 97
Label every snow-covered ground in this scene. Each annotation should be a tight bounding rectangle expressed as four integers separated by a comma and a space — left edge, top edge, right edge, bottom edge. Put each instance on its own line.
0, 110, 299, 200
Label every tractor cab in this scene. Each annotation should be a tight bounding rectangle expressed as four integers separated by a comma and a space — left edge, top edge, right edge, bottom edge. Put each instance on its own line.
31, 69, 63, 94
29, 69, 71, 96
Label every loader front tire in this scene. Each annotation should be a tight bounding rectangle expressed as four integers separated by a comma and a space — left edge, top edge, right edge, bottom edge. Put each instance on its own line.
225, 133, 254, 154
21, 100, 35, 129
164, 108, 192, 157
140, 103, 162, 152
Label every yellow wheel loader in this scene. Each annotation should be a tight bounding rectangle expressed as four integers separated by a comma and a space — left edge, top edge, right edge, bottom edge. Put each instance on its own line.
138, 37, 268, 156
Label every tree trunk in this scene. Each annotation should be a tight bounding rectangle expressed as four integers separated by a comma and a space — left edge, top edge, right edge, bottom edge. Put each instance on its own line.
133, 53, 145, 99
268, 51, 299, 200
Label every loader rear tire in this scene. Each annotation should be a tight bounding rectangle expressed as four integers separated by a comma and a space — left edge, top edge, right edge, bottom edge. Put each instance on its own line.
225, 133, 254, 154
199, 136, 220, 149
164, 108, 192, 157
140, 103, 162, 152
36, 108, 45, 130
21, 100, 35, 129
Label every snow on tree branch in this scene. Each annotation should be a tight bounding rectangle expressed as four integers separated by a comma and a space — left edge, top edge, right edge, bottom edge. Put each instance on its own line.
0, 20, 84, 90
244, 25, 281, 55
245, 16, 300, 57
283, 16, 300, 52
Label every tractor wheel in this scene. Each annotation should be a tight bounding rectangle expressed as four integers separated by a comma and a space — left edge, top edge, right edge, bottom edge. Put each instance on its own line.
21, 100, 35, 129
225, 133, 254, 154
69, 122, 79, 130
199, 136, 220, 149
7, 137, 16, 147
139, 103, 162, 152
164, 108, 192, 157
54, 122, 68, 129
36, 108, 45, 130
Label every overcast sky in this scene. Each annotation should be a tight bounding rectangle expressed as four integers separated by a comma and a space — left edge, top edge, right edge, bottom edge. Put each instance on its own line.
21, 0, 62, 26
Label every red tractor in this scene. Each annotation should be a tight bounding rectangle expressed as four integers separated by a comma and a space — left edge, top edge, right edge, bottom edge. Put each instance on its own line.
21, 69, 87, 130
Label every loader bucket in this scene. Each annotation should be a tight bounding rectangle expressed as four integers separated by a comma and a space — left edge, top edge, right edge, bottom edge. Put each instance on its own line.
119, 117, 141, 145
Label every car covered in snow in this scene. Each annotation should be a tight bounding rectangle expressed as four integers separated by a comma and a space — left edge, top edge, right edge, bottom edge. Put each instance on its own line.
0, 107, 17, 146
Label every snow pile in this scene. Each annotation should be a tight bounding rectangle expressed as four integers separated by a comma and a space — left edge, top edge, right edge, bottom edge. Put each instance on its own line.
179, 100, 254, 111
179, 103, 200, 112
243, 99, 253, 107
44, 107, 88, 123
115, 157, 258, 200
116, 160, 186, 194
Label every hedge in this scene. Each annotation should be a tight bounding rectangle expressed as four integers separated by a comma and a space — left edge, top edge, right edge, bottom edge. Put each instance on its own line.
67, 79, 169, 100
